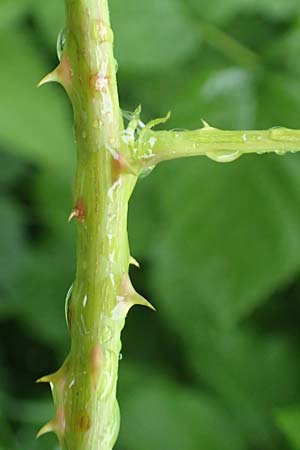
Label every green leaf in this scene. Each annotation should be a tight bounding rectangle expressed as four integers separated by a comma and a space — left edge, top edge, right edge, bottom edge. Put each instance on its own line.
0, 197, 26, 298
0, 150, 27, 189
186, 0, 298, 24
186, 329, 300, 447
110, 0, 199, 73
33, 0, 65, 48
8, 245, 72, 352
0, 31, 74, 174
149, 154, 300, 327
276, 407, 300, 450
170, 66, 255, 130
0, 0, 30, 29
118, 371, 246, 450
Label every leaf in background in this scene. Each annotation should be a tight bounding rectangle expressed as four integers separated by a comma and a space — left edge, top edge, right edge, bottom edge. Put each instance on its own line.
33, 0, 65, 47
148, 154, 300, 327
186, 329, 300, 448
118, 373, 246, 450
0, 197, 26, 299
185, 0, 298, 25
7, 245, 72, 352
33, 168, 74, 242
136, 153, 300, 447
256, 72, 300, 129
170, 66, 256, 129
266, 29, 300, 78
0, 0, 31, 30
276, 407, 300, 450
0, 150, 27, 189
110, 0, 199, 73
0, 31, 74, 174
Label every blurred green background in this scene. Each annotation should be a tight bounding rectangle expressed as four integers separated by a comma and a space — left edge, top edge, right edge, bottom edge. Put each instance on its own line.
2, 1, 300, 449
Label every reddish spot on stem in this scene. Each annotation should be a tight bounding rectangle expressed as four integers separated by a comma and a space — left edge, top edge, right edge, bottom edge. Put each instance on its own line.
91, 345, 102, 372
58, 56, 73, 89
78, 411, 91, 432
89, 73, 110, 93
112, 152, 126, 179
56, 406, 66, 435
69, 199, 85, 222
94, 20, 112, 43
90, 345, 102, 389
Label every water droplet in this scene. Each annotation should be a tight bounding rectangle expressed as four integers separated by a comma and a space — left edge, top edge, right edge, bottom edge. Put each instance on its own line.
93, 119, 103, 129
206, 149, 241, 163
57, 27, 67, 61
139, 165, 155, 178
119, 353, 123, 361
269, 127, 289, 142
275, 150, 286, 156
65, 283, 73, 328
114, 59, 118, 74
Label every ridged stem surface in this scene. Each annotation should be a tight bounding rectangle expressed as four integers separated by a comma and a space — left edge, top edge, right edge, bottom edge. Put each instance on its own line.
38, 1, 142, 449
38, 2, 300, 450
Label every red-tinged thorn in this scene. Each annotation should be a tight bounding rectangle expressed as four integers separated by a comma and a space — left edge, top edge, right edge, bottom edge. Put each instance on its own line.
37, 56, 72, 92
112, 152, 137, 179
68, 199, 85, 222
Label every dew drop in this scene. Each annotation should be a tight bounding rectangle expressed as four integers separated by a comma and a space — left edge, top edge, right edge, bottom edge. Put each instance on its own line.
119, 353, 123, 361
65, 283, 73, 328
93, 119, 103, 129
57, 26, 67, 61
114, 59, 118, 74
206, 149, 241, 163
139, 165, 155, 178
275, 150, 286, 156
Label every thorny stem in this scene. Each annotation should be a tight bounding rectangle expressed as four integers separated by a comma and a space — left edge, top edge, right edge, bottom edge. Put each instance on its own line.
37, 1, 152, 450
37, 1, 300, 450
137, 125, 300, 166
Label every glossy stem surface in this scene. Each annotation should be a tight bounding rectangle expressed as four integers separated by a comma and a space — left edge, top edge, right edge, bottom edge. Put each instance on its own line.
38, 2, 300, 450
39, 1, 140, 449
137, 126, 300, 166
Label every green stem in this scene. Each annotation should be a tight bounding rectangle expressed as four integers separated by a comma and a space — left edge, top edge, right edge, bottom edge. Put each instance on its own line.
138, 126, 300, 165
37, 1, 152, 450
37, 1, 300, 450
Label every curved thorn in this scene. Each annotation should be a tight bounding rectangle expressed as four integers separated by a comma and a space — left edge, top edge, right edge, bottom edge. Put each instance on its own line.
129, 256, 140, 268
132, 292, 156, 311
68, 210, 78, 222
37, 70, 59, 88
36, 421, 54, 439
36, 374, 53, 384
201, 119, 213, 129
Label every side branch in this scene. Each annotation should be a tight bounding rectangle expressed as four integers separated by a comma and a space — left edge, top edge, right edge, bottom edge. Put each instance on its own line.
137, 126, 300, 165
